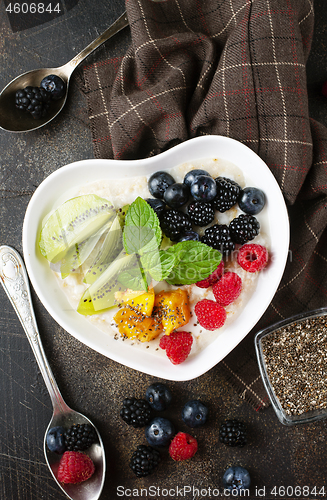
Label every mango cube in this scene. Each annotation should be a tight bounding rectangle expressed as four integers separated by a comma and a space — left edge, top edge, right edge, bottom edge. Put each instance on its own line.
154, 288, 190, 335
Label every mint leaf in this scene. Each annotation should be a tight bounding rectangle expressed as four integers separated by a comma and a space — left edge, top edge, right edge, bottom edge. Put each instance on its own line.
166, 241, 222, 285
141, 249, 176, 282
123, 197, 162, 255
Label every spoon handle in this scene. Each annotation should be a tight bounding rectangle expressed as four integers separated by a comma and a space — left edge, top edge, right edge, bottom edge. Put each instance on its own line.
0, 245, 69, 415
62, 11, 129, 76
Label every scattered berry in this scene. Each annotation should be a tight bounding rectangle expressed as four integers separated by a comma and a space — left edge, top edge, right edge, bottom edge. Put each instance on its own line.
194, 299, 226, 330
195, 261, 225, 288
145, 417, 175, 446
159, 331, 193, 365
145, 198, 166, 217
164, 182, 189, 208
219, 419, 247, 447
46, 426, 66, 454
229, 214, 260, 244
182, 400, 208, 427
212, 177, 241, 212
64, 423, 98, 452
212, 272, 242, 306
120, 398, 152, 427
169, 432, 198, 461
130, 445, 161, 477
190, 175, 217, 202
145, 382, 172, 411
160, 209, 192, 241
57, 451, 95, 484
238, 187, 266, 215
40, 74, 66, 100
176, 230, 200, 242
183, 169, 211, 187
187, 201, 215, 226
237, 244, 268, 272
201, 224, 235, 254
223, 466, 251, 492
148, 171, 175, 199
15, 86, 51, 119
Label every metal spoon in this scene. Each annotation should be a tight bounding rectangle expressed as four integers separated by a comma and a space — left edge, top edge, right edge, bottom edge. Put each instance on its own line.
0, 245, 106, 500
0, 11, 128, 133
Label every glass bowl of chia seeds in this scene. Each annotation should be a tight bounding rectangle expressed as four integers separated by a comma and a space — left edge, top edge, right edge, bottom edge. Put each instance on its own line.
255, 307, 327, 425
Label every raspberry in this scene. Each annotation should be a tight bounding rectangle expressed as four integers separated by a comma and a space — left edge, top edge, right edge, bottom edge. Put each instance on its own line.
195, 261, 224, 288
194, 299, 226, 330
159, 331, 193, 364
169, 432, 198, 461
212, 272, 242, 306
57, 451, 95, 484
237, 244, 268, 272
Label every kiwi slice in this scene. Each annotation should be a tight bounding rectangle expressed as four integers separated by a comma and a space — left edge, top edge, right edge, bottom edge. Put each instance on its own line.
38, 194, 116, 263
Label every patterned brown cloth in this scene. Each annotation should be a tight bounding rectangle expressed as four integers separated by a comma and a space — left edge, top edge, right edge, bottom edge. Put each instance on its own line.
83, 0, 327, 410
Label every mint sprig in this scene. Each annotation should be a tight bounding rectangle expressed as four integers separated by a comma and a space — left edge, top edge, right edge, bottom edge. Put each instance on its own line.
123, 197, 161, 255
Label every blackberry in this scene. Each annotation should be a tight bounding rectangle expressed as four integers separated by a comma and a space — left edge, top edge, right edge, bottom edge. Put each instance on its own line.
160, 209, 192, 241
201, 224, 235, 254
130, 445, 161, 477
219, 419, 247, 447
212, 177, 241, 212
64, 423, 98, 451
120, 397, 152, 428
187, 201, 215, 226
15, 86, 51, 119
229, 214, 260, 244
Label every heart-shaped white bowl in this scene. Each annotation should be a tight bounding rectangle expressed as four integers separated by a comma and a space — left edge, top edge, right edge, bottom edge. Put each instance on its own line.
23, 136, 289, 381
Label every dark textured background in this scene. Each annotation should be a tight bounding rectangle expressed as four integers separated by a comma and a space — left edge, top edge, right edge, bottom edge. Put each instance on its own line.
0, 1, 326, 499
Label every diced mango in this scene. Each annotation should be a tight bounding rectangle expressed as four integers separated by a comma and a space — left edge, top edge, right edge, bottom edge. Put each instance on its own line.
114, 288, 155, 316
153, 288, 190, 335
113, 307, 163, 341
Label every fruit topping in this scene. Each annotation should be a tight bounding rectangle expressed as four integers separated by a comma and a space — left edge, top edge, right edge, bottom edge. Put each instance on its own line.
181, 400, 208, 427
154, 288, 190, 335
64, 423, 98, 452
15, 86, 51, 119
222, 466, 251, 492
159, 331, 193, 364
120, 398, 152, 428
113, 307, 163, 342
115, 288, 155, 316
130, 445, 161, 477
212, 271, 242, 306
46, 426, 66, 454
212, 176, 241, 212
190, 175, 217, 202
163, 182, 189, 208
219, 419, 247, 447
238, 186, 266, 215
195, 261, 224, 288
169, 432, 198, 461
145, 417, 175, 446
57, 451, 95, 484
145, 382, 172, 411
187, 200, 215, 226
40, 74, 66, 100
148, 171, 175, 199
145, 198, 166, 217
194, 299, 227, 330
183, 168, 210, 187
237, 243, 268, 272
229, 214, 260, 244
160, 209, 192, 241
201, 224, 235, 254
176, 230, 200, 242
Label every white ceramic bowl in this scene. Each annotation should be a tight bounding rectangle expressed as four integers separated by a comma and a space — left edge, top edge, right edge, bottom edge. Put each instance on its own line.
23, 136, 289, 381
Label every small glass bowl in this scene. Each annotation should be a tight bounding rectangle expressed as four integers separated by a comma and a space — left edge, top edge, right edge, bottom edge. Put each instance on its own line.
255, 307, 327, 425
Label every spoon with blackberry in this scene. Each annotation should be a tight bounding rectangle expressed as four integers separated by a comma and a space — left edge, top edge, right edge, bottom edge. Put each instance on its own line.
0, 11, 128, 133
0, 245, 106, 500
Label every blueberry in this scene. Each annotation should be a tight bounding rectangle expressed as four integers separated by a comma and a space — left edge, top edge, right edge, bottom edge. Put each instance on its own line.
46, 426, 66, 454
146, 382, 172, 411
223, 466, 251, 492
176, 231, 200, 242
148, 171, 176, 199
238, 187, 266, 215
181, 400, 208, 427
145, 198, 166, 218
145, 417, 175, 447
40, 75, 66, 100
190, 175, 217, 202
184, 169, 211, 187
163, 183, 189, 208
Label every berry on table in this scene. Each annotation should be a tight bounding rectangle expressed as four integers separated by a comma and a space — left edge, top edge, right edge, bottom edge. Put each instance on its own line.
182, 400, 208, 427
120, 397, 152, 427
195, 261, 224, 288
190, 175, 217, 202
169, 432, 198, 461
46, 426, 66, 454
212, 177, 241, 212
194, 299, 226, 330
237, 243, 268, 272
219, 419, 247, 447
15, 86, 51, 119
183, 169, 211, 187
160, 209, 192, 241
130, 445, 161, 477
212, 271, 242, 306
40, 74, 66, 100
238, 187, 266, 215
229, 214, 260, 244
187, 201, 215, 226
64, 423, 98, 452
159, 331, 193, 365
57, 451, 95, 484
145, 417, 175, 447
145, 382, 172, 411
201, 224, 235, 254
222, 466, 251, 492
148, 171, 175, 199
145, 198, 166, 217
163, 182, 189, 208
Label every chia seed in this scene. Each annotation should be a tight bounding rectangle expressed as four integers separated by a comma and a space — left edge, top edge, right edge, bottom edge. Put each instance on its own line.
261, 315, 327, 416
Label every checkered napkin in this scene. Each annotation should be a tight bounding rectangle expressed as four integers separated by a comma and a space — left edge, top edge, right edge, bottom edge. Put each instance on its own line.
83, 0, 327, 410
